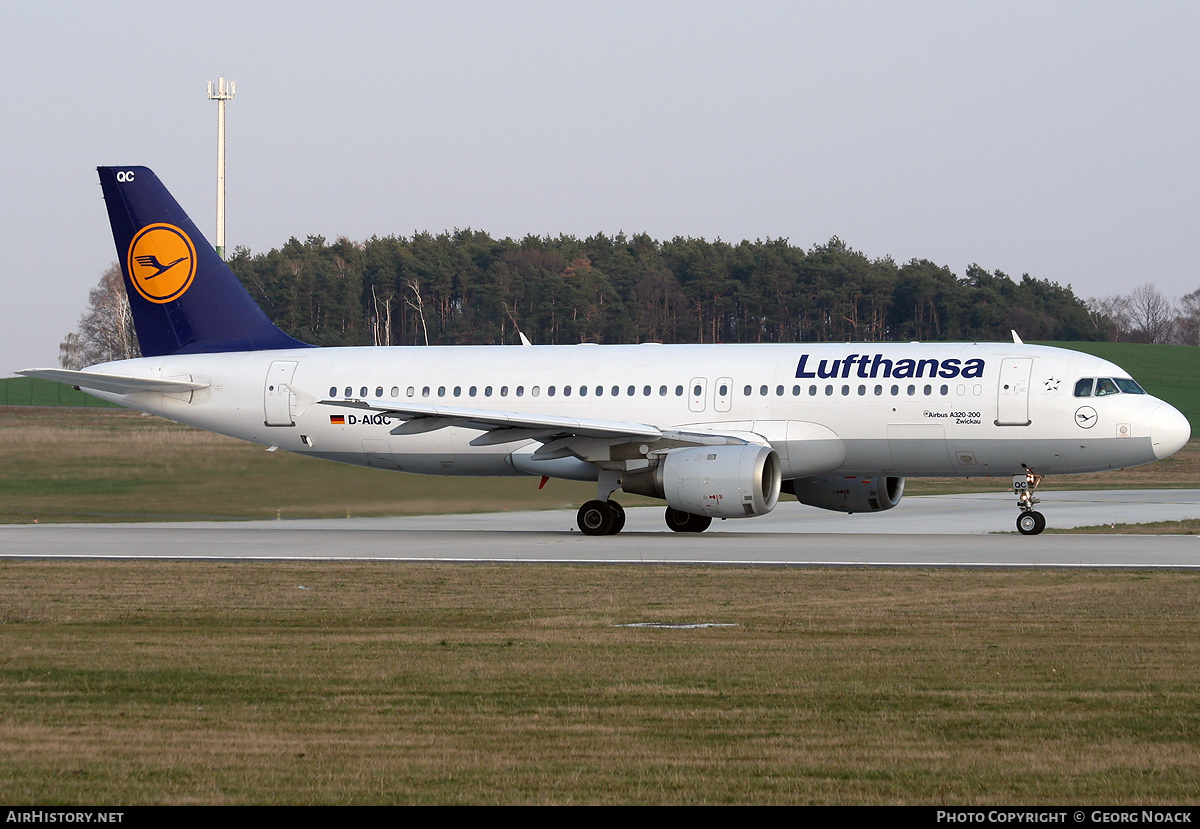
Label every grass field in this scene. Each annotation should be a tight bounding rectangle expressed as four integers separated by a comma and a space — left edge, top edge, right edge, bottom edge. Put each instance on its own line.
0, 406, 659, 524
0, 376, 120, 408
1, 562, 1198, 805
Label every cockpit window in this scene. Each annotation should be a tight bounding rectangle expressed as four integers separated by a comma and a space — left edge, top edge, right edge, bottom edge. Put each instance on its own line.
1080, 379, 1142, 398
1075, 377, 1146, 397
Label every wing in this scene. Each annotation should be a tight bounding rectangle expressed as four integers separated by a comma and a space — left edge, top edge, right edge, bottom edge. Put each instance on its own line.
319, 398, 757, 465
17, 369, 210, 395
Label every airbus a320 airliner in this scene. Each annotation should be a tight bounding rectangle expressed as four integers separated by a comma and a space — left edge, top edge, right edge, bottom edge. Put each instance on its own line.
20, 167, 1192, 535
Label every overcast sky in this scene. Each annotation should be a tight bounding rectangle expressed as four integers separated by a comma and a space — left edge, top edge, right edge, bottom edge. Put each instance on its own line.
3, 1, 1198, 375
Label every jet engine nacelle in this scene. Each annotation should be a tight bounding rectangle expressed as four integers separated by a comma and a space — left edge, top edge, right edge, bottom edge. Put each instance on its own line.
787, 474, 905, 514
624, 444, 782, 518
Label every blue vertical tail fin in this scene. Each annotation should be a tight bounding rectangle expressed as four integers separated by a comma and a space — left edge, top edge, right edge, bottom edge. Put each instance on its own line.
98, 166, 311, 357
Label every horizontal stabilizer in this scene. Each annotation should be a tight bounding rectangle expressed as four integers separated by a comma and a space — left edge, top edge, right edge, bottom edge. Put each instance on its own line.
17, 369, 210, 395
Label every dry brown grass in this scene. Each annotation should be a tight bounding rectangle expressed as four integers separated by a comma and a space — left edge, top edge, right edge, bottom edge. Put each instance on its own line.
1, 563, 1199, 804
0, 407, 643, 522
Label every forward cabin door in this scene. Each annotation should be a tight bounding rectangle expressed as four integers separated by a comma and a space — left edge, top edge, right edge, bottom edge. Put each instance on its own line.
995, 358, 1033, 426
264, 361, 298, 427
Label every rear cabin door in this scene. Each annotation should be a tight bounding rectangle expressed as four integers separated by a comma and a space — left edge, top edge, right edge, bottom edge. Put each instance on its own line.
264, 361, 298, 427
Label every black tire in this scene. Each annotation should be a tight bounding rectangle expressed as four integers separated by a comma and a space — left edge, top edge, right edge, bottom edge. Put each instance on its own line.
1016, 511, 1045, 535
578, 500, 616, 536
1031, 510, 1046, 534
665, 508, 712, 533
608, 501, 626, 534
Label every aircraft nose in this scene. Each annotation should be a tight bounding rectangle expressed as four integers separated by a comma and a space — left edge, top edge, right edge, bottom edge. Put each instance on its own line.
1151, 402, 1191, 460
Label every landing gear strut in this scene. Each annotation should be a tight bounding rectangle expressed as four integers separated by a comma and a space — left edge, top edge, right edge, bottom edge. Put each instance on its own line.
1013, 469, 1046, 535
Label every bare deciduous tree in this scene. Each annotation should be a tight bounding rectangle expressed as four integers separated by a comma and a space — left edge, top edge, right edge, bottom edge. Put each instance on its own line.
1177, 287, 1200, 346
405, 279, 429, 346
58, 263, 140, 368
1126, 283, 1176, 344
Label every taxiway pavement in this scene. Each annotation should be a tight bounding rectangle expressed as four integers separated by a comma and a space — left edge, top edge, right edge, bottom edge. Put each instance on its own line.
1, 490, 1197, 567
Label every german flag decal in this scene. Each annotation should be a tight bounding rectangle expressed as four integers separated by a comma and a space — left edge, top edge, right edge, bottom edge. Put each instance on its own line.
329, 415, 345, 425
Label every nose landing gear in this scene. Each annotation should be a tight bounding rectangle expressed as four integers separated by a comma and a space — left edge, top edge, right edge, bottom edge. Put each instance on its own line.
1013, 469, 1046, 535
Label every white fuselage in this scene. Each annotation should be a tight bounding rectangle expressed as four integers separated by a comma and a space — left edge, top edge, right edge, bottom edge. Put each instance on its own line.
84, 341, 1188, 483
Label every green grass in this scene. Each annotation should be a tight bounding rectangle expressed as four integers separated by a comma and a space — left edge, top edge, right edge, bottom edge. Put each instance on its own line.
0, 376, 121, 408
2, 563, 1199, 805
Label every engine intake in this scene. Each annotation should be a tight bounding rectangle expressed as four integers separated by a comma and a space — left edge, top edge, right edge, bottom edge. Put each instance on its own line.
624, 444, 782, 518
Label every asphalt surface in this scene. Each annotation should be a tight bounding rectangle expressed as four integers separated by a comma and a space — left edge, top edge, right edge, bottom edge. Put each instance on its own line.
1, 490, 1198, 567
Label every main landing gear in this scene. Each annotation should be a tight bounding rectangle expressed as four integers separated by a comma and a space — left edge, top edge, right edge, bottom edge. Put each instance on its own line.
665, 508, 712, 533
575, 501, 716, 535
577, 499, 626, 536
1013, 469, 1046, 535
575, 470, 713, 535
576, 469, 628, 536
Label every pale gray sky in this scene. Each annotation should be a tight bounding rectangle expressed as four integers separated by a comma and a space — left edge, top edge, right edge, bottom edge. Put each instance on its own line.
3, 1, 1198, 374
